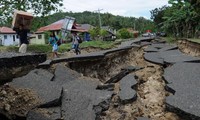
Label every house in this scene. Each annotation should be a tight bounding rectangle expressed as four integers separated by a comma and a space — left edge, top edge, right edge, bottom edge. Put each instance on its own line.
80, 24, 94, 41
29, 33, 45, 44
35, 19, 90, 44
33, 20, 64, 44
0, 27, 20, 46
101, 26, 116, 40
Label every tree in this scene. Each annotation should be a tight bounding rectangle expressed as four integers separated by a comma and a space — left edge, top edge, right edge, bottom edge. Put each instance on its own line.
89, 27, 100, 40
151, 0, 200, 38
117, 28, 131, 39
0, 0, 63, 24
150, 6, 168, 31
100, 29, 109, 40
162, 0, 199, 37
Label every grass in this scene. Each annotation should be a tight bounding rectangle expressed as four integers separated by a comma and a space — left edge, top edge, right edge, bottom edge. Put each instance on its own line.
28, 44, 52, 53
80, 40, 119, 49
187, 38, 200, 43
161, 37, 178, 43
162, 37, 200, 44
0, 40, 122, 53
0, 45, 18, 52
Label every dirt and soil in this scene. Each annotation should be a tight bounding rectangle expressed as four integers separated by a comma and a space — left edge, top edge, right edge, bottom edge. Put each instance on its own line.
0, 40, 199, 120
98, 47, 179, 120
0, 84, 40, 119
178, 40, 200, 57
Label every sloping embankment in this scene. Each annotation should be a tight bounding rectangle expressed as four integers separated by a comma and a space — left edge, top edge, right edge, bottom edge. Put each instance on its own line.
178, 39, 200, 57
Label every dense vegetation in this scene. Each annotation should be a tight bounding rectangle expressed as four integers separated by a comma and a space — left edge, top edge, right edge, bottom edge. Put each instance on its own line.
29, 11, 154, 32
0, 0, 63, 24
0, 0, 155, 35
1, 0, 200, 39
151, 0, 200, 38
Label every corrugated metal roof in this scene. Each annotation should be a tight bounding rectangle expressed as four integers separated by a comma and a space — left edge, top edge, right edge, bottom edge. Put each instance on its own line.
36, 19, 88, 33
80, 24, 94, 31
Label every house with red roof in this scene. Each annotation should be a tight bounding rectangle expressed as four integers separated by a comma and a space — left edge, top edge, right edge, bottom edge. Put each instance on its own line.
36, 19, 88, 33
32, 19, 91, 44
0, 27, 20, 46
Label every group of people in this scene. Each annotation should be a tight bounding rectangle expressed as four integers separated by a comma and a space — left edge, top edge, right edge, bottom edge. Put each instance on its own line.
48, 31, 81, 58
13, 24, 81, 58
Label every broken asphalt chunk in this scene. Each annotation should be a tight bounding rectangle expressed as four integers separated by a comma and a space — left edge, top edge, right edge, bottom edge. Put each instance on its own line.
164, 63, 200, 117
119, 74, 137, 103
10, 69, 61, 106
61, 79, 113, 120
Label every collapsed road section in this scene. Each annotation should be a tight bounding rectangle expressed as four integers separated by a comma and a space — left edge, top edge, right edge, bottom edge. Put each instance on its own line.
0, 37, 200, 120
0, 52, 46, 84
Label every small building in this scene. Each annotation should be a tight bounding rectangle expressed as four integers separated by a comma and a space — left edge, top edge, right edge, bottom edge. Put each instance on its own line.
101, 26, 116, 40
0, 27, 20, 46
80, 24, 94, 41
29, 33, 46, 44
36, 19, 90, 43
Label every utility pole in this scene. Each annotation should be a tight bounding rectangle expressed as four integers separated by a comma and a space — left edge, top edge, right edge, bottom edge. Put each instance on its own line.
94, 9, 103, 28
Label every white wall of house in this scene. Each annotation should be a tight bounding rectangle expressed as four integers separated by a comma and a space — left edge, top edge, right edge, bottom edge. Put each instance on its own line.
0, 34, 20, 46
30, 33, 46, 44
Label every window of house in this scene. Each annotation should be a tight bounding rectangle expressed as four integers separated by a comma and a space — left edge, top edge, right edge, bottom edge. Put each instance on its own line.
4, 35, 7, 39
16, 35, 19, 39
38, 35, 42, 39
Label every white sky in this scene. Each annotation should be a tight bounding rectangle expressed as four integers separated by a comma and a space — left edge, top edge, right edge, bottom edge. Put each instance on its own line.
62, 0, 169, 19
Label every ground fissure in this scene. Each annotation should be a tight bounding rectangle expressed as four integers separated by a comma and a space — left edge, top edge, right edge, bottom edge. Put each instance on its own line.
0, 39, 200, 120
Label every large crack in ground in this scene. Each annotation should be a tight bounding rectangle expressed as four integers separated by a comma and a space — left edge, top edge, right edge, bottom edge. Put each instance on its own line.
0, 39, 200, 120
67, 46, 179, 120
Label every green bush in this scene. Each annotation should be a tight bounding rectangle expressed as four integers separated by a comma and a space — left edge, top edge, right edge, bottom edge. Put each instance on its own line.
117, 28, 131, 39
89, 27, 100, 40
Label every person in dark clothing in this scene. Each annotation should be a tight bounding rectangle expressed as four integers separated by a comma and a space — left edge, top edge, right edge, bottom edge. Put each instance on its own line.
13, 24, 30, 53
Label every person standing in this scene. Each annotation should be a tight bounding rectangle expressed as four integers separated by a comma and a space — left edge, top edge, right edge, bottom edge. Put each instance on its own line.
72, 32, 81, 55
13, 24, 30, 53
49, 32, 59, 58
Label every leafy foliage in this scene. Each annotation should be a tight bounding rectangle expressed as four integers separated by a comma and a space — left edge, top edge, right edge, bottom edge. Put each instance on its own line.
117, 28, 132, 39
1, 10, 154, 33
150, 6, 168, 31
89, 27, 101, 40
0, 0, 63, 25
100, 29, 109, 38
0, 1, 155, 35
151, 0, 200, 38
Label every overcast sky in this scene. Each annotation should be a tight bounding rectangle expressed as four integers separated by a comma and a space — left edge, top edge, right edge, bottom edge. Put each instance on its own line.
62, 0, 169, 19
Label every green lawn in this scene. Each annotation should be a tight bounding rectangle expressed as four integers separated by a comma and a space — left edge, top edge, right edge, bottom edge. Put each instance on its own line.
0, 44, 52, 53
162, 37, 200, 44
188, 38, 200, 43
161, 37, 178, 43
0, 40, 122, 53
